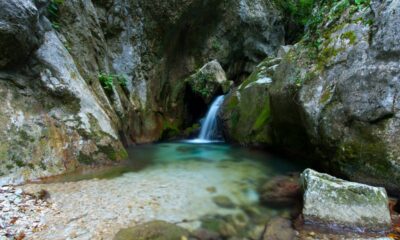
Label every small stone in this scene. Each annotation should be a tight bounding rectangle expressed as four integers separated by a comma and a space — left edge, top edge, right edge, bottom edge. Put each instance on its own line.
263, 217, 296, 240
191, 228, 220, 240
13, 197, 22, 204
212, 196, 235, 209
206, 187, 217, 193
15, 189, 23, 196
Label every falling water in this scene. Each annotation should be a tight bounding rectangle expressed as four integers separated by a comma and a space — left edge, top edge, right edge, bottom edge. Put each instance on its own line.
189, 95, 225, 143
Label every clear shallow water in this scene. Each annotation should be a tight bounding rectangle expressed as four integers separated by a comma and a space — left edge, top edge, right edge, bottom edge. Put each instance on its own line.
26, 143, 392, 239
39, 142, 304, 183
25, 142, 307, 239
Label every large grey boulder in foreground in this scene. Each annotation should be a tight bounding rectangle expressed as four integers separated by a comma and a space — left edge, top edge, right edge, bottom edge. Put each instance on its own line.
301, 169, 391, 232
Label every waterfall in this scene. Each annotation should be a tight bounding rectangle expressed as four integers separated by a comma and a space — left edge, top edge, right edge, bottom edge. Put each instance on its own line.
189, 95, 225, 143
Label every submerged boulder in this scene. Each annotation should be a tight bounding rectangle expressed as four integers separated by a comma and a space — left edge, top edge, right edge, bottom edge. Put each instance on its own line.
300, 169, 391, 232
113, 220, 189, 240
263, 217, 296, 240
258, 174, 301, 207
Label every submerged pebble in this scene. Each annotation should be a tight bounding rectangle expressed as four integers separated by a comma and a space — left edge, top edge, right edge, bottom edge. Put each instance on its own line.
212, 195, 236, 209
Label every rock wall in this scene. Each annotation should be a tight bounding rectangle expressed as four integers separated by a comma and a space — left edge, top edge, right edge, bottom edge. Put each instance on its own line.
221, 0, 400, 194
0, 0, 127, 185
56, 0, 285, 143
0, 0, 285, 183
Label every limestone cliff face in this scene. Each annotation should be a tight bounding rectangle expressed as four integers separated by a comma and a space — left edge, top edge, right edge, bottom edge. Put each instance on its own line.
0, 0, 126, 185
221, 0, 400, 193
56, 0, 285, 143
0, 0, 285, 183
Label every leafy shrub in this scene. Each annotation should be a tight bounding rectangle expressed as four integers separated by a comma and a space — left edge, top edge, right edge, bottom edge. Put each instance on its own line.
98, 73, 128, 95
47, 0, 64, 29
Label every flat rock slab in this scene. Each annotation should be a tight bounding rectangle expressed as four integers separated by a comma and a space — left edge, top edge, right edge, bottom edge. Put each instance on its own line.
300, 169, 391, 232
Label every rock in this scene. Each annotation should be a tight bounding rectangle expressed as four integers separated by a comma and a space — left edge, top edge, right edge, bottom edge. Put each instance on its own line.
0, 0, 43, 68
185, 60, 229, 104
14, 188, 23, 195
200, 214, 250, 238
0, 186, 52, 238
191, 228, 220, 240
258, 174, 301, 207
113, 220, 190, 240
206, 186, 217, 193
232, 0, 400, 193
300, 169, 391, 232
212, 195, 236, 209
220, 57, 279, 146
0, 0, 286, 183
0, 30, 127, 186
263, 217, 296, 240
27, 189, 51, 200
395, 200, 400, 214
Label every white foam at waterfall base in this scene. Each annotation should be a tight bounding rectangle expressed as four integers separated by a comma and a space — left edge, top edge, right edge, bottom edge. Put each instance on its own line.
187, 95, 225, 144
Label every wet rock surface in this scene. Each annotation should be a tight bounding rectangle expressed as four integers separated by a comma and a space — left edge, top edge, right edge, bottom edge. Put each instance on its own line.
300, 169, 391, 232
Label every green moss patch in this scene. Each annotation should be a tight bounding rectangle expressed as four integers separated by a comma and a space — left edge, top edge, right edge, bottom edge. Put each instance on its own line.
341, 31, 357, 45
78, 153, 95, 165
252, 98, 271, 131
98, 145, 128, 161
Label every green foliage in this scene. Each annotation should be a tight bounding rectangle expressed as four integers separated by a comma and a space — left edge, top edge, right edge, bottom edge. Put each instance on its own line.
98, 73, 128, 94
274, 0, 317, 43
188, 73, 215, 100
98, 73, 114, 92
47, 0, 64, 29
304, 0, 371, 46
